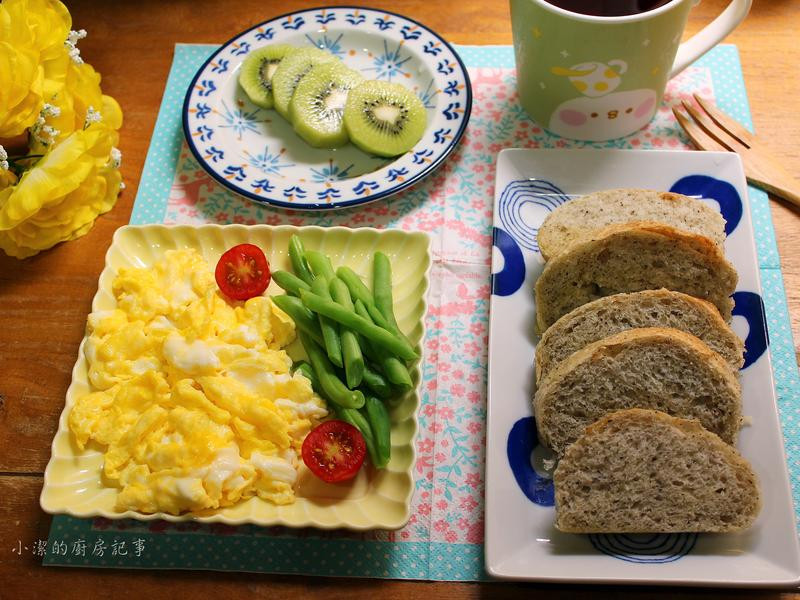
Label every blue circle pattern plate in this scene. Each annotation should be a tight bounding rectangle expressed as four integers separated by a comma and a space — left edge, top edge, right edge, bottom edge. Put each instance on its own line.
484, 149, 800, 585
182, 6, 471, 210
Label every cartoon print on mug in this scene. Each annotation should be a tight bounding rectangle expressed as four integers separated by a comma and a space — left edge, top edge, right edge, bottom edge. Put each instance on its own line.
547, 59, 656, 141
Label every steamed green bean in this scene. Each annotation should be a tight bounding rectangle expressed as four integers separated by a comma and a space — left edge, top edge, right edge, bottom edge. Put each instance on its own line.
330, 277, 364, 389
299, 332, 363, 409
288, 235, 314, 285
300, 290, 417, 361
311, 277, 343, 368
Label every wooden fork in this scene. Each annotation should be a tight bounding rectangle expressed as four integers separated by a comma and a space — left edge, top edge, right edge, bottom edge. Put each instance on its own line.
673, 94, 800, 209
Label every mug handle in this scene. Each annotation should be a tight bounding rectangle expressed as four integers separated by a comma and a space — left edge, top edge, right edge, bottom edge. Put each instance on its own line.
670, 0, 752, 77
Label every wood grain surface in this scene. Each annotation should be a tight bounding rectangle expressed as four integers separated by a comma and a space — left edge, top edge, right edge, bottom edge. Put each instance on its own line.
1, 0, 798, 597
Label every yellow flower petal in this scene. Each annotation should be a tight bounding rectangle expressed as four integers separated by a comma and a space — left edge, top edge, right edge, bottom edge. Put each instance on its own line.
0, 0, 71, 136
0, 169, 18, 192
0, 42, 45, 137
30, 61, 122, 152
0, 164, 121, 257
0, 124, 112, 229
102, 94, 123, 130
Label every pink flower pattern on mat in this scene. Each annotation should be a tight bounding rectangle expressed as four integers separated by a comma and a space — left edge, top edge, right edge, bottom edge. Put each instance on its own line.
152, 66, 710, 544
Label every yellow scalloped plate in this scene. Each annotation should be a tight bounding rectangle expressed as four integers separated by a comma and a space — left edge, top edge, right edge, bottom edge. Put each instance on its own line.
41, 224, 431, 530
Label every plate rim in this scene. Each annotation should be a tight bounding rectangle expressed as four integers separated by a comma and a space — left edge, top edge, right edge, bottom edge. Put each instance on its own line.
181, 5, 472, 211
484, 147, 800, 586
40, 223, 432, 531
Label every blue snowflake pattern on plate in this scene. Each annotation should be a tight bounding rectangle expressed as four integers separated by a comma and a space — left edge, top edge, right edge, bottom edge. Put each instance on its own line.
310, 160, 355, 183
363, 40, 413, 81
242, 145, 294, 175
304, 32, 346, 57
217, 100, 263, 140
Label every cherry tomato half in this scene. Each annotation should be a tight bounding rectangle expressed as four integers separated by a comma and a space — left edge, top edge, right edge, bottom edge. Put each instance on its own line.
215, 244, 271, 301
301, 420, 366, 483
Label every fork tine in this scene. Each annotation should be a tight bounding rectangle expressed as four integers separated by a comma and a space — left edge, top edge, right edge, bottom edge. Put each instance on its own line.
680, 100, 746, 153
693, 94, 755, 148
672, 106, 729, 153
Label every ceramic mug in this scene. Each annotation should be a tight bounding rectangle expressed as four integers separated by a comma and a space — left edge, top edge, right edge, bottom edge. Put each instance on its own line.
510, 0, 752, 141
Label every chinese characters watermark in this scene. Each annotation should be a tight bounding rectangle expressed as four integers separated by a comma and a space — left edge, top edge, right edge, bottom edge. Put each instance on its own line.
12, 537, 146, 559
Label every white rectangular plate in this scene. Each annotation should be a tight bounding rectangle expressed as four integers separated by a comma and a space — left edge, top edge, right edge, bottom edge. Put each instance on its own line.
484, 149, 800, 586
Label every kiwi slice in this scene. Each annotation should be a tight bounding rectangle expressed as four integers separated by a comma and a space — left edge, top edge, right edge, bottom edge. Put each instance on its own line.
271, 47, 338, 120
343, 80, 427, 157
238, 44, 294, 109
289, 62, 364, 148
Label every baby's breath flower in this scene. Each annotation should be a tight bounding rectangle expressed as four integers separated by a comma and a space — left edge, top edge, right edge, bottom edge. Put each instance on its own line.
109, 147, 122, 169
83, 105, 102, 129
42, 103, 61, 119
31, 115, 59, 147
29, 103, 64, 147
65, 29, 87, 64
0, 146, 8, 171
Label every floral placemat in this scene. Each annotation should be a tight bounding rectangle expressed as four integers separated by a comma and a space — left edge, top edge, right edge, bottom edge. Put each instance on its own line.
42, 43, 800, 581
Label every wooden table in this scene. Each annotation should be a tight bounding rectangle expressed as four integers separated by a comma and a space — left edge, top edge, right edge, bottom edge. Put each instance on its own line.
2, 0, 799, 597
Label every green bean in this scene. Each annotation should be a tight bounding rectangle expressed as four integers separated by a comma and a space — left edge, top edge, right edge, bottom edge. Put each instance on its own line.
272, 270, 311, 297
332, 404, 379, 467
271, 294, 324, 346
300, 290, 418, 361
311, 277, 343, 368
329, 277, 364, 389
288, 235, 314, 285
335, 266, 394, 330
363, 395, 391, 468
305, 250, 336, 282
292, 361, 321, 395
354, 299, 413, 388
372, 251, 399, 329
299, 332, 364, 409
360, 362, 393, 399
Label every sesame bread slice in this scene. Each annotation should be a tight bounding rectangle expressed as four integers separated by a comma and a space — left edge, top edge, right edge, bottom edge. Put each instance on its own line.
535, 289, 744, 381
537, 189, 727, 260
534, 327, 742, 456
534, 221, 738, 333
553, 408, 761, 533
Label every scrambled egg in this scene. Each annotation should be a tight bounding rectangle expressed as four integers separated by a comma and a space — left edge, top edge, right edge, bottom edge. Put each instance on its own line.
68, 249, 327, 515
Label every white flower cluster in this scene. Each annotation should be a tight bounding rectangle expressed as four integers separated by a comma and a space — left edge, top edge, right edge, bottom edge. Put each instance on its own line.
84, 105, 102, 129
0, 145, 8, 171
109, 147, 122, 169
65, 29, 87, 64
31, 103, 62, 147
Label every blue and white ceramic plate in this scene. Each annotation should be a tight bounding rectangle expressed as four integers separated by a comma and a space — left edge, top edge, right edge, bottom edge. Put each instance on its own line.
182, 6, 471, 210
485, 149, 800, 586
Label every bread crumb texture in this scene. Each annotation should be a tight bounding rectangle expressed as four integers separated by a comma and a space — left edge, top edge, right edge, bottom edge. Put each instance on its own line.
553, 409, 761, 533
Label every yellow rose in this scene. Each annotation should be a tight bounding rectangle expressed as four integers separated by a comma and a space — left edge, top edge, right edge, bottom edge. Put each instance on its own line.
0, 164, 121, 257
31, 60, 123, 153
0, 123, 122, 258
0, 0, 71, 137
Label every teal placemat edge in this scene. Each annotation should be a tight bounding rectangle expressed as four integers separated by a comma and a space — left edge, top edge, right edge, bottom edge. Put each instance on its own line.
46, 43, 800, 581
43, 516, 484, 580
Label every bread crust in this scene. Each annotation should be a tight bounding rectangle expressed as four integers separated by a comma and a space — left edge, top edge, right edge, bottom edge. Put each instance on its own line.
537, 188, 727, 260
534, 221, 738, 333
534, 327, 742, 454
535, 289, 745, 381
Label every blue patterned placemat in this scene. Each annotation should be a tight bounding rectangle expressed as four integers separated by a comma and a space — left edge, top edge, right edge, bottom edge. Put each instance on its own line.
40, 43, 800, 581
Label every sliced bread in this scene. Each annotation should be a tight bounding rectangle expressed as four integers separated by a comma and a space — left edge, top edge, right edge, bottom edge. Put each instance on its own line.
537, 188, 727, 260
553, 408, 761, 533
534, 327, 742, 455
535, 289, 744, 381
534, 221, 738, 332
